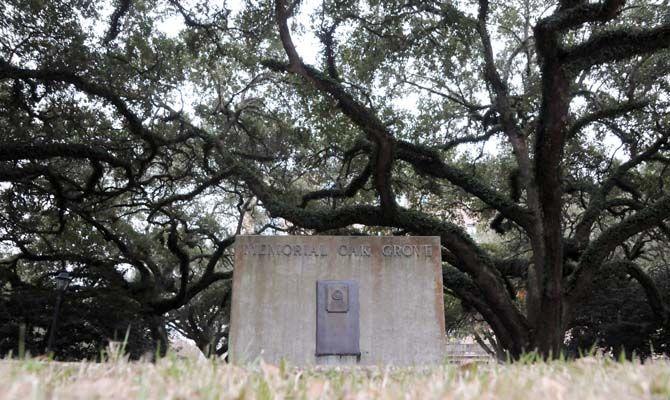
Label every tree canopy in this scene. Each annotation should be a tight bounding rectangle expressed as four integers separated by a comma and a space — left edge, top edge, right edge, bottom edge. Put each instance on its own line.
2, 0, 670, 359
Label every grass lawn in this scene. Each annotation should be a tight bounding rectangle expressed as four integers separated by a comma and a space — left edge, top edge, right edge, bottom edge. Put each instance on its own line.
0, 356, 668, 399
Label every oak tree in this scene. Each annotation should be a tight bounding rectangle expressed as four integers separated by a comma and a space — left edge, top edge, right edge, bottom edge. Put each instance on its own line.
2, 0, 670, 359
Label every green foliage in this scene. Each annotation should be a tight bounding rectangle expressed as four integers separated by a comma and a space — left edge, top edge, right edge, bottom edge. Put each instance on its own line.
567, 263, 670, 359
0, 283, 155, 360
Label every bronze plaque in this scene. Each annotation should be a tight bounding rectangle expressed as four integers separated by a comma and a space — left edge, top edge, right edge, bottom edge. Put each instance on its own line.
316, 280, 360, 356
326, 283, 349, 313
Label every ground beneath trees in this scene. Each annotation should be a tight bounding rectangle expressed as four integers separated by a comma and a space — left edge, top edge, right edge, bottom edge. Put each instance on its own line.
0, 357, 668, 399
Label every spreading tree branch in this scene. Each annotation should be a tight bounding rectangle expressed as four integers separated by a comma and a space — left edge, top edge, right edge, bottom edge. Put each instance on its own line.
104, 0, 132, 44
564, 24, 670, 71
266, 0, 397, 216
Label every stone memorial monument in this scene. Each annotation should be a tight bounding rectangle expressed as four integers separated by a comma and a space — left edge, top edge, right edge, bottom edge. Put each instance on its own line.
228, 235, 446, 365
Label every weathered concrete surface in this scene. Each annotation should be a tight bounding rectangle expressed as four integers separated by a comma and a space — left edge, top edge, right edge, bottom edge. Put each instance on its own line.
229, 236, 446, 366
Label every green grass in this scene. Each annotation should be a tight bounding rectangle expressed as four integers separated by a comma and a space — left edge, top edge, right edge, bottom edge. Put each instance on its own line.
0, 356, 669, 399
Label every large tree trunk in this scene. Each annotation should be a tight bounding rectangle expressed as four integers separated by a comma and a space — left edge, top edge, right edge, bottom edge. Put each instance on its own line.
148, 315, 168, 358
527, 25, 572, 357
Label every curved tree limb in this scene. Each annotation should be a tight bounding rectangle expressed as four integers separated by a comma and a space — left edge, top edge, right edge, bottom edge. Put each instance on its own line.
541, 0, 625, 32
623, 261, 669, 323
104, 0, 132, 44
268, 0, 397, 216
568, 194, 670, 307
300, 159, 372, 208
574, 129, 670, 244
476, 0, 534, 194
564, 24, 670, 72
0, 142, 134, 184
395, 140, 533, 231
0, 60, 159, 151
567, 100, 649, 140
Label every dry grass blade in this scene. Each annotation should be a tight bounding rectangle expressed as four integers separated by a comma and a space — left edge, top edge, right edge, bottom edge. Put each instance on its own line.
0, 356, 668, 399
